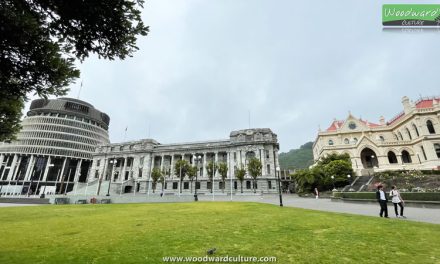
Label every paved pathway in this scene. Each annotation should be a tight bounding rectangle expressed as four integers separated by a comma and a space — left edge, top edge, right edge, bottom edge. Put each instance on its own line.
198, 194, 440, 225
0, 203, 45, 207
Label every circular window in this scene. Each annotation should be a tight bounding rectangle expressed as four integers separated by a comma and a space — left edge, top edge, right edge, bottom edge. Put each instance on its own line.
348, 122, 357, 129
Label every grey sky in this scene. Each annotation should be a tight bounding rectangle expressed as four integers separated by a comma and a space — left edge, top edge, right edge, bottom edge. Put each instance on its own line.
26, 0, 440, 152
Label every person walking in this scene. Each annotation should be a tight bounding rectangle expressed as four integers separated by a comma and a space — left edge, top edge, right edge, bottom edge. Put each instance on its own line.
390, 186, 406, 218
314, 188, 319, 199
376, 185, 389, 218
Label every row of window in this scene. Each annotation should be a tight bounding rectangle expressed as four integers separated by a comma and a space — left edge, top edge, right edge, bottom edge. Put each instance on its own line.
24, 117, 108, 137
0, 146, 91, 159
385, 143, 440, 164
21, 124, 108, 143
17, 139, 95, 152
328, 120, 437, 146
19, 131, 101, 146
30, 112, 107, 130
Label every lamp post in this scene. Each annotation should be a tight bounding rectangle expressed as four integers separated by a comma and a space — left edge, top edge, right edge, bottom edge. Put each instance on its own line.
331, 175, 336, 191
276, 166, 283, 207
347, 174, 351, 184
194, 155, 202, 201
107, 158, 117, 196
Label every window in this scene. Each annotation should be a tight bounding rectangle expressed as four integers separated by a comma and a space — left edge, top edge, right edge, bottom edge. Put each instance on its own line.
268, 180, 272, 189
328, 139, 334, 146
413, 124, 420, 137
195, 182, 201, 189
207, 182, 212, 190
435, 144, 440, 159
246, 181, 251, 189
406, 128, 412, 140
421, 146, 427, 160
427, 120, 436, 134
379, 136, 385, 142
183, 182, 189, 189
266, 150, 270, 159
234, 181, 237, 189
344, 138, 349, 144
353, 138, 358, 144
172, 182, 178, 189
387, 151, 398, 164
267, 164, 270, 174
233, 152, 236, 161
401, 150, 412, 163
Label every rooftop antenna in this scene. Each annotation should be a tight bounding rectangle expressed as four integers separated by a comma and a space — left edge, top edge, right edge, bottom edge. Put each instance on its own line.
77, 80, 83, 99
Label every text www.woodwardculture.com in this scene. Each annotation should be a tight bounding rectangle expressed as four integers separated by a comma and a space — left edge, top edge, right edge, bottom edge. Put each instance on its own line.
162, 255, 277, 262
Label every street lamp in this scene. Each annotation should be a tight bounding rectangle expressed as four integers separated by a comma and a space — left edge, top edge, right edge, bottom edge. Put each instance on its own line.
347, 174, 351, 183
107, 158, 117, 196
194, 155, 202, 201
276, 167, 283, 207
331, 175, 336, 191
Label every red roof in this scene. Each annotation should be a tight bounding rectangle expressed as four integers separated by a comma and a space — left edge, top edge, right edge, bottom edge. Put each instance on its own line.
326, 120, 344, 131
415, 97, 439, 109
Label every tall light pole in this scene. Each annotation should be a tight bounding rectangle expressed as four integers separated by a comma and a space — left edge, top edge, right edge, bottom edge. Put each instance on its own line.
107, 158, 117, 196
276, 166, 283, 207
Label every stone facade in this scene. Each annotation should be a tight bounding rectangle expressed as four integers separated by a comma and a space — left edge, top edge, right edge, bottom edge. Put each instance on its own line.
0, 98, 110, 195
313, 96, 440, 176
91, 128, 280, 195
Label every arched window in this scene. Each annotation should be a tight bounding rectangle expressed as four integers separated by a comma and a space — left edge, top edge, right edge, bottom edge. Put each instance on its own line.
406, 128, 412, 140
344, 138, 349, 144
353, 138, 358, 144
328, 139, 334, 146
387, 151, 398, 164
412, 124, 420, 137
427, 120, 436, 134
379, 136, 385, 142
421, 146, 427, 160
435, 144, 440, 159
401, 150, 412, 163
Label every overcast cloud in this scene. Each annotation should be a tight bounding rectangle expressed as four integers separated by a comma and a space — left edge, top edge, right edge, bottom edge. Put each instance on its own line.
25, 0, 440, 152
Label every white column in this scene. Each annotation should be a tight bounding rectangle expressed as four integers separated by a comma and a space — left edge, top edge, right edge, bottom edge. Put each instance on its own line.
214, 152, 218, 178
170, 154, 175, 178
160, 155, 164, 175
122, 156, 127, 181
260, 148, 266, 176
202, 152, 207, 177
73, 159, 83, 183
7, 154, 18, 180
24, 155, 35, 181
42, 156, 52, 182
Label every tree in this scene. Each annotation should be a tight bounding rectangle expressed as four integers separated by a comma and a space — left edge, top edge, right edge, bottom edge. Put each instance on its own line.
0, 96, 24, 142
206, 160, 217, 193
247, 158, 262, 193
150, 167, 161, 193
217, 162, 228, 193
0, 0, 149, 141
187, 165, 197, 193
235, 166, 246, 193
174, 159, 189, 193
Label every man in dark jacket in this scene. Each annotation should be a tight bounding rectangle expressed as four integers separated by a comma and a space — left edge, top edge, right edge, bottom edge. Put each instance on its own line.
376, 185, 389, 218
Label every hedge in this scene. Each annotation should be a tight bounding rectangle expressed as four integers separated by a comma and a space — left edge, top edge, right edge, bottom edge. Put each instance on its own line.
332, 192, 440, 201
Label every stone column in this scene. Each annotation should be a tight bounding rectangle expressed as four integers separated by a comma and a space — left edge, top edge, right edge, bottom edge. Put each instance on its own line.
214, 152, 218, 178
202, 152, 207, 177
160, 155, 164, 175
260, 148, 266, 176
170, 154, 175, 178
122, 156, 127, 181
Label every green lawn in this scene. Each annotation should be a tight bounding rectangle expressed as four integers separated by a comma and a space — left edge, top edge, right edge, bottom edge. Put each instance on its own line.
0, 202, 439, 264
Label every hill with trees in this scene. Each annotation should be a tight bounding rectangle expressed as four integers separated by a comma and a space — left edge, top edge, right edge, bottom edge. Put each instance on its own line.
279, 142, 314, 170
